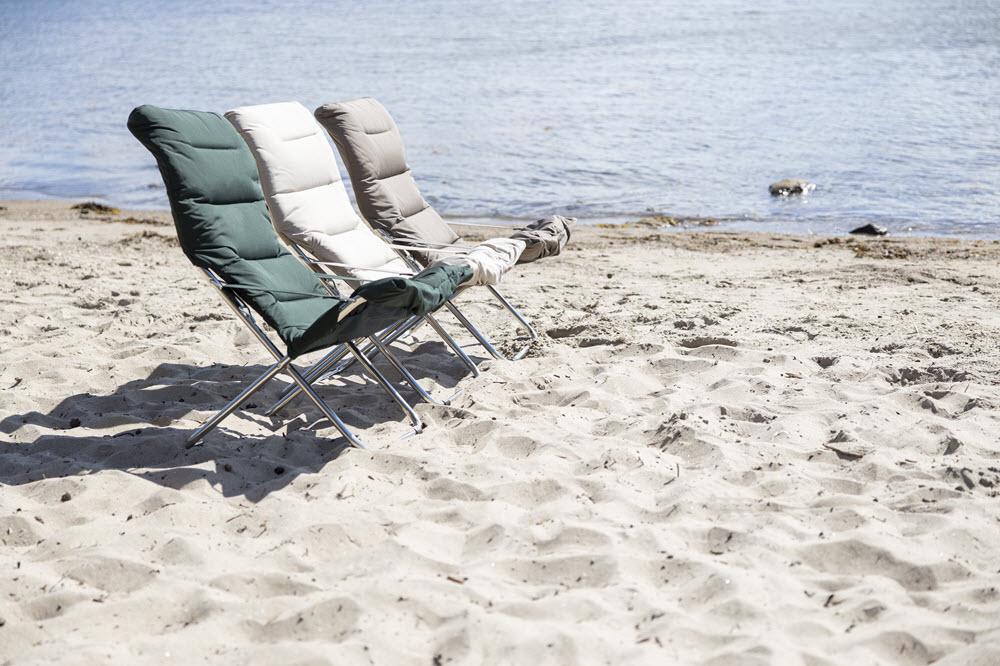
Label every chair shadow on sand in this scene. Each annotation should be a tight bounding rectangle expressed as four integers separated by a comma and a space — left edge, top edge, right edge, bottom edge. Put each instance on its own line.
0, 339, 476, 501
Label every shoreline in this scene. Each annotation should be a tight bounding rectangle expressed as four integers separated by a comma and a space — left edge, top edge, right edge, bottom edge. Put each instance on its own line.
2, 199, 998, 663
2, 198, 998, 246
0, 197, 1000, 243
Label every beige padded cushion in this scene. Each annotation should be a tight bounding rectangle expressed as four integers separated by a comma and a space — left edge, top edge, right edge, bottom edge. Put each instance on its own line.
314, 98, 460, 265
225, 101, 410, 282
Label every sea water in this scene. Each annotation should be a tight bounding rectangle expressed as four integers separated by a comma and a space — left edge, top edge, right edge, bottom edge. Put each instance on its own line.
1, 0, 998, 236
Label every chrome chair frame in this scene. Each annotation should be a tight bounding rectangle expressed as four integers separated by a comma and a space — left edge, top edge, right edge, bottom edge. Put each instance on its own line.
262, 244, 480, 417
382, 231, 539, 362
185, 267, 428, 450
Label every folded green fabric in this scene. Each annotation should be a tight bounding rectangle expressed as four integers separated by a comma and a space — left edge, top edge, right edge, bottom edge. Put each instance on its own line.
354, 264, 471, 313
300, 263, 472, 354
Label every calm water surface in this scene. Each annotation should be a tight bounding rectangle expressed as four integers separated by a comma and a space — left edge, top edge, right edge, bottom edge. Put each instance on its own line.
1, 0, 998, 236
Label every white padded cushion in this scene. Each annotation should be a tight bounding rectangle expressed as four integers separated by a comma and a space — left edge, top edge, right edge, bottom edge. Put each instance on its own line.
225, 102, 409, 282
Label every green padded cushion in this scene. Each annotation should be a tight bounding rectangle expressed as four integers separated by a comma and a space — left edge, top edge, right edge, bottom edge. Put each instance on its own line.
303, 263, 473, 347
128, 104, 347, 357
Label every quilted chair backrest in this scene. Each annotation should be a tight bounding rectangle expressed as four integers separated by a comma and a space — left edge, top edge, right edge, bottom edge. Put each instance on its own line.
225, 101, 410, 282
314, 97, 460, 265
126, 104, 341, 355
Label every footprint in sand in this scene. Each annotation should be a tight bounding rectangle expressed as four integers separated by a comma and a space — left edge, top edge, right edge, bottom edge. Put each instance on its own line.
244, 597, 361, 643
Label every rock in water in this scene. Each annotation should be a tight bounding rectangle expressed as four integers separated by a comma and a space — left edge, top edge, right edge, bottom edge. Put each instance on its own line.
769, 179, 816, 196
849, 223, 888, 236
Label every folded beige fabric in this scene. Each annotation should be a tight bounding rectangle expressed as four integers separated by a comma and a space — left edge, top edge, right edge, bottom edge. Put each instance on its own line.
435, 238, 526, 286
513, 215, 575, 264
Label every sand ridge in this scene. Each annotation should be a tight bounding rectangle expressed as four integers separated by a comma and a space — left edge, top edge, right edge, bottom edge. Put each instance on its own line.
1, 201, 998, 665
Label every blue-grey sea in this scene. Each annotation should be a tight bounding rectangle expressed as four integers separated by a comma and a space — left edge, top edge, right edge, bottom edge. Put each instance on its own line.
1, 0, 998, 236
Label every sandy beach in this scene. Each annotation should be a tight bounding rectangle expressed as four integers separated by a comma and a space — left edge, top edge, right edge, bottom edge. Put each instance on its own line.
1, 199, 998, 665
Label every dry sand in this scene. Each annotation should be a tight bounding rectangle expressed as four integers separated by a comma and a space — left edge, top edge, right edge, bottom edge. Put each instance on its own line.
1, 200, 998, 665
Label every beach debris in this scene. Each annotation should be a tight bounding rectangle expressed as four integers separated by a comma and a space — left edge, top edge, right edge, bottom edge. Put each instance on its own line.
546, 324, 588, 339
678, 336, 738, 348
850, 243, 910, 259
813, 356, 838, 369
824, 444, 864, 461
959, 468, 975, 490
71, 201, 120, 215
849, 223, 888, 236
631, 214, 719, 228
942, 436, 962, 455
926, 342, 959, 358
824, 431, 865, 460
599, 215, 719, 229
769, 179, 815, 196
707, 527, 736, 555
120, 216, 167, 226
60, 492, 72, 502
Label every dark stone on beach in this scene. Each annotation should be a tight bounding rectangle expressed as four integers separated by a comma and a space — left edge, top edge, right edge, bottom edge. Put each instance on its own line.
68, 417, 81, 428
813, 356, 838, 369
769, 179, 815, 196
60, 492, 72, 502
849, 223, 888, 236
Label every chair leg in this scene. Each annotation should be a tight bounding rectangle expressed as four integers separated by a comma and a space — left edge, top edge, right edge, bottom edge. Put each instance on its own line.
346, 341, 424, 433
197, 275, 363, 448
486, 286, 538, 337
265, 315, 421, 416
424, 313, 480, 376
283, 364, 365, 448
443, 301, 509, 361
440, 288, 538, 362
186, 357, 291, 448
267, 306, 481, 416
368, 333, 452, 406
264, 344, 350, 417
485, 285, 538, 361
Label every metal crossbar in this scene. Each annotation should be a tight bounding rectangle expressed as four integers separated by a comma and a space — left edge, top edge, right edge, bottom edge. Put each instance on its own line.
262, 245, 479, 416
185, 267, 437, 449
379, 232, 538, 361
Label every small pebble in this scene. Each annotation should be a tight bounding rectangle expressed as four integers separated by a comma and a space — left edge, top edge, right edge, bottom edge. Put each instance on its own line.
274, 466, 285, 475
60, 492, 72, 502
68, 417, 81, 428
